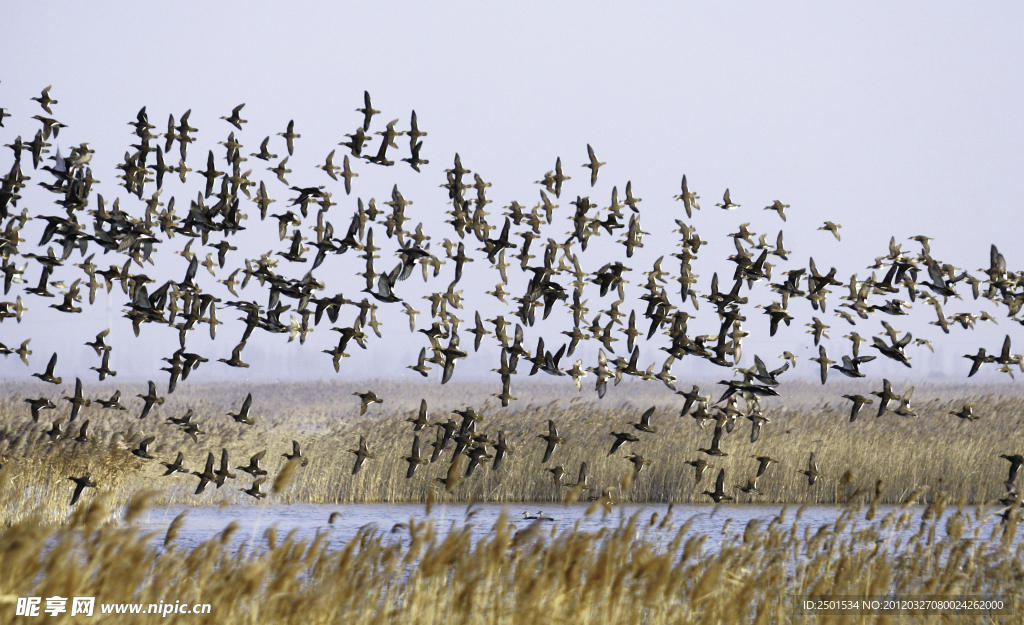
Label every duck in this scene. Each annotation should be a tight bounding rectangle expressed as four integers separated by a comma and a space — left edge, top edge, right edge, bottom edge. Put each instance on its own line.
221, 104, 247, 130
629, 406, 657, 434
161, 452, 187, 476
353, 390, 383, 415
228, 392, 254, 425
68, 473, 96, 505
715, 189, 739, 210
703, 468, 733, 503
799, 453, 822, 486
191, 452, 217, 495
31, 352, 61, 385
538, 420, 564, 463
241, 476, 266, 499
348, 435, 375, 474
131, 436, 156, 459
404, 435, 428, 478
283, 440, 309, 467
582, 144, 604, 187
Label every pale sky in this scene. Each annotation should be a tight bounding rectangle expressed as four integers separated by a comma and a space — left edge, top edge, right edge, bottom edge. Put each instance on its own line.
1, 2, 1021, 388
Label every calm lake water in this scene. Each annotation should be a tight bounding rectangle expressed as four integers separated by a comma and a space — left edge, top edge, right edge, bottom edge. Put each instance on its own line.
128, 502, 1015, 555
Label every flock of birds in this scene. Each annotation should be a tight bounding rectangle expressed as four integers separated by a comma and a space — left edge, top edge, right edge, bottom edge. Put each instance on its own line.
0, 85, 1022, 513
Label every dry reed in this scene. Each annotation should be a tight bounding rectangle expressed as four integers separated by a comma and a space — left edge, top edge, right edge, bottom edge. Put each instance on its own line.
0, 490, 1021, 624
1, 378, 1022, 526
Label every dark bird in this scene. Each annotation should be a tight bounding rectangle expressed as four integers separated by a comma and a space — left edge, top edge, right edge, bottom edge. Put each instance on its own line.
357, 91, 380, 131
278, 120, 300, 156
96, 391, 126, 411
282, 440, 309, 467
674, 175, 700, 217
90, 350, 116, 381
218, 341, 250, 368
764, 200, 788, 221
950, 403, 979, 422
716, 189, 739, 210
73, 420, 90, 443
364, 264, 402, 304
686, 458, 710, 483
842, 394, 874, 422
429, 427, 447, 463
131, 436, 156, 459
626, 453, 651, 475
703, 468, 733, 503
818, 221, 842, 241
228, 392, 254, 425
192, 453, 217, 495
407, 399, 430, 431
464, 445, 492, 477
735, 476, 760, 497
963, 348, 991, 377
831, 355, 875, 379
608, 431, 638, 455
582, 144, 605, 187
799, 453, 822, 486
810, 345, 834, 384
85, 328, 111, 356
44, 419, 65, 442
538, 419, 564, 463
629, 406, 657, 434
404, 435, 428, 478
24, 396, 56, 422
440, 333, 468, 384
32, 352, 61, 385
167, 409, 194, 427
1001, 454, 1024, 485
408, 347, 432, 377
871, 379, 901, 417
353, 390, 382, 415
214, 449, 237, 486
161, 452, 187, 476
753, 456, 778, 478
250, 136, 277, 161
349, 435, 375, 474
68, 473, 96, 505
182, 422, 204, 444
871, 328, 913, 368
137, 381, 164, 419
559, 464, 588, 499
677, 385, 704, 416
436, 454, 465, 493
221, 104, 247, 130
63, 378, 90, 422
698, 422, 728, 456
236, 450, 268, 477
32, 85, 58, 114
747, 411, 770, 443
893, 386, 917, 418
492, 431, 511, 470
241, 476, 267, 500
546, 465, 567, 485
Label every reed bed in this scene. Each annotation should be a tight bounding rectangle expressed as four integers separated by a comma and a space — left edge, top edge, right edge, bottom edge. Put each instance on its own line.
1, 378, 1022, 526
1, 490, 1023, 624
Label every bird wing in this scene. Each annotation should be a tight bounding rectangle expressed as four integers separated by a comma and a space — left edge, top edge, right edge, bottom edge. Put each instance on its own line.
641, 406, 655, 427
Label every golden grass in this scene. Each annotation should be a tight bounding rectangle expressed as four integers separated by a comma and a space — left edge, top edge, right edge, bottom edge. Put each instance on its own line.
1, 378, 1022, 526
0, 490, 1022, 624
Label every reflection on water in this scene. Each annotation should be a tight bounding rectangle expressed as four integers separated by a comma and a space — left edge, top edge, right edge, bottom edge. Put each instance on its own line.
131, 502, 1013, 555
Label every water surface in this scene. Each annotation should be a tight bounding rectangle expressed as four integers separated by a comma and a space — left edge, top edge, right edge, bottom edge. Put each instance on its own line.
130, 501, 1013, 555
